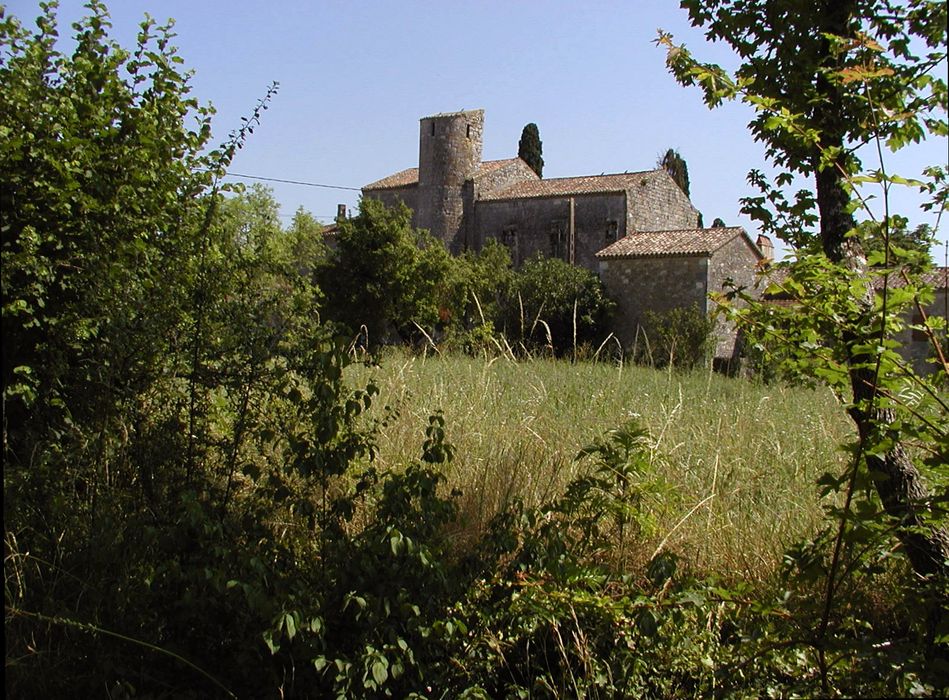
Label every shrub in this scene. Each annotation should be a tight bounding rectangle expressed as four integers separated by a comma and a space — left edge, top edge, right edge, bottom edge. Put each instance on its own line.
500, 255, 616, 356
639, 305, 716, 370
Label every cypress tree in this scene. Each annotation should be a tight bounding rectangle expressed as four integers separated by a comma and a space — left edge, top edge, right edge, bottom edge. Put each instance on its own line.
659, 148, 690, 197
518, 123, 544, 178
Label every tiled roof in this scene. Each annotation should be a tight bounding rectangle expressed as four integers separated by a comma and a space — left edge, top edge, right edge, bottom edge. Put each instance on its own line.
596, 227, 751, 259
890, 267, 948, 289
362, 159, 528, 191
762, 265, 948, 294
363, 167, 419, 190
480, 169, 660, 201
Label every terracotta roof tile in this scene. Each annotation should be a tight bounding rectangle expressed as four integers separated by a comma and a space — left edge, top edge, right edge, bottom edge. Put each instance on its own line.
762, 265, 948, 294
596, 227, 751, 259
363, 167, 419, 190
885, 266, 948, 289
363, 159, 530, 191
481, 169, 661, 201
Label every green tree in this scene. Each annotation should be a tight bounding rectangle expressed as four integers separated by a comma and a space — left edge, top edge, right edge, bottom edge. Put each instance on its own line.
518, 122, 544, 178
658, 147, 690, 196
0, 5, 373, 695
641, 305, 716, 370
857, 217, 934, 271
317, 198, 455, 346
284, 205, 329, 275
501, 255, 616, 356
661, 0, 948, 689
1, 2, 216, 456
711, 217, 727, 228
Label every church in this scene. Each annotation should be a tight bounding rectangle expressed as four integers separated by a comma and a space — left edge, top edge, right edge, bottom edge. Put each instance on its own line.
361, 109, 769, 359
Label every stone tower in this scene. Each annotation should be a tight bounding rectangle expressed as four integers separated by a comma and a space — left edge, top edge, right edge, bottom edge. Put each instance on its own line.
416, 109, 483, 252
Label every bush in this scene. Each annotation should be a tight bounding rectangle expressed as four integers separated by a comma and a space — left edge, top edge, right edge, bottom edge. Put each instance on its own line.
638, 305, 716, 370
316, 198, 456, 348
500, 255, 616, 356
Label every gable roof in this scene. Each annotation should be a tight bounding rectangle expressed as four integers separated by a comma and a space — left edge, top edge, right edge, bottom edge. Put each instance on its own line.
480, 169, 661, 201
363, 158, 529, 191
595, 227, 757, 259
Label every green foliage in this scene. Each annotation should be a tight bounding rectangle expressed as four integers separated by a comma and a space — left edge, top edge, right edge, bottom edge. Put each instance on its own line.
1, 0, 216, 455
856, 217, 935, 272
518, 122, 544, 178
500, 255, 617, 356
658, 148, 690, 196
6, 2, 946, 697
316, 198, 456, 348
639, 305, 716, 370
661, 0, 949, 692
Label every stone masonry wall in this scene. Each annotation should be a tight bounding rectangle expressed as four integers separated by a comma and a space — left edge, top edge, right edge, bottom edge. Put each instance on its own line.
474, 193, 627, 271
706, 235, 762, 358
364, 185, 419, 224
598, 255, 708, 353
894, 286, 948, 375
626, 170, 700, 232
417, 111, 483, 252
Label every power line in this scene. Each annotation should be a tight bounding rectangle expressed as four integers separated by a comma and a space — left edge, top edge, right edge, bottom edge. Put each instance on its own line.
223, 171, 361, 192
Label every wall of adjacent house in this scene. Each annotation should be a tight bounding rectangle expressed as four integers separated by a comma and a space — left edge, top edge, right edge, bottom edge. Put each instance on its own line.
363, 185, 419, 224
465, 160, 538, 251
625, 171, 700, 232
474, 193, 627, 271
895, 285, 948, 375
598, 255, 708, 353
707, 235, 763, 358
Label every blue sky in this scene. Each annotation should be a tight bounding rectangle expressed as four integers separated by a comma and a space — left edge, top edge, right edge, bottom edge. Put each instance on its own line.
7, 0, 948, 262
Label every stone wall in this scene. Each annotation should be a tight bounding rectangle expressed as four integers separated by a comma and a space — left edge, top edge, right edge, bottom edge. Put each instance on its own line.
474, 193, 627, 271
894, 286, 948, 375
364, 185, 419, 223
417, 110, 483, 252
626, 170, 700, 232
707, 234, 762, 357
598, 255, 708, 352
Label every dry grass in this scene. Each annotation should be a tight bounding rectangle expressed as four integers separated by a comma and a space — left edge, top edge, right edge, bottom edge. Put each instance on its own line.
348, 349, 853, 583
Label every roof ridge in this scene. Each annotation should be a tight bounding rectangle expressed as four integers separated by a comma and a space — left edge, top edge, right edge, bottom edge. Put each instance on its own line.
533, 169, 659, 183
595, 226, 752, 259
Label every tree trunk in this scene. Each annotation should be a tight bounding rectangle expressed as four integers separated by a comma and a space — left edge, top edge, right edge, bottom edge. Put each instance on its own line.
814, 1, 948, 581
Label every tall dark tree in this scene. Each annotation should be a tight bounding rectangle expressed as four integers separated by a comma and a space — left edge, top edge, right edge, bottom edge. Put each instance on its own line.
518, 123, 544, 178
658, 148, 690, 196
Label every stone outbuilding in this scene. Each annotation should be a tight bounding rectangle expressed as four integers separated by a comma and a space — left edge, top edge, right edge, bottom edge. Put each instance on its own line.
596, 227, 764, 358
361, 108, 769, 361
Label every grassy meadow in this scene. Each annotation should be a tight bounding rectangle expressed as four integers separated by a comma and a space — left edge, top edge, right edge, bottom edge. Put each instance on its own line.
349, 350, 854, 584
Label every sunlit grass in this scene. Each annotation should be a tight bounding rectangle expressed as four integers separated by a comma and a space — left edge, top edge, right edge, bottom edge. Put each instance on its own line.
349, 349, 852, 583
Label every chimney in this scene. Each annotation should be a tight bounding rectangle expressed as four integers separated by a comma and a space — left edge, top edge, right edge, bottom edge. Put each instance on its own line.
336, 204, 347, 222
756, 234, 774, 261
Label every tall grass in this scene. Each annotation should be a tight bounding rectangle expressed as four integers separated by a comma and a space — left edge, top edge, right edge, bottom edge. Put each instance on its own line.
348, 350, 852, 584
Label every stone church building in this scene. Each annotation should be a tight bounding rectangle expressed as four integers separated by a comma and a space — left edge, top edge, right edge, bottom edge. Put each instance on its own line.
362, 109, 767, 358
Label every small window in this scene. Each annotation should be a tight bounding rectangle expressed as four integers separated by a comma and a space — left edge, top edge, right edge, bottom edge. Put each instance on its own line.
431, 122, 436, 136
550, 219, 567, 259
466, 124, 471, 138
501, 225, 519, 262
605, 220, 619, 244
912, 313, 928, 342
